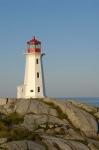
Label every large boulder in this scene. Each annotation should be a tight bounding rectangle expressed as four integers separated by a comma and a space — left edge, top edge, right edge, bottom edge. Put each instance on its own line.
0, 97, 99, 147
87, 139, 99, 150
14, 99, 58, 116
64, 128, 85, 141
65, 102, 98, 137
1, 140, 46, 150
1, 137, 99, 150
2, 102, 15, 114
43, 98, 98, 137
67, 99, 97, 113
23, 114, 69, 131
41, 135, 89, 150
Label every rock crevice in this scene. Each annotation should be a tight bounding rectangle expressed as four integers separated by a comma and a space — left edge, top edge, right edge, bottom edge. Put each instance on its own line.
0, 97, 99, 150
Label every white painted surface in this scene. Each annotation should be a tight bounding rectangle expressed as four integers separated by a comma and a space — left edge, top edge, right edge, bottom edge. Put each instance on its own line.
17, 52, 45, 98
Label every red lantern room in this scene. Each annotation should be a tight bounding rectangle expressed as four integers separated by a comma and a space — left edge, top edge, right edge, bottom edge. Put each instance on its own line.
27, 37, 41, 53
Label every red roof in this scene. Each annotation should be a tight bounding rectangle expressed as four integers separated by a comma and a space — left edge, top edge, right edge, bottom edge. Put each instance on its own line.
27, 37, 41, 45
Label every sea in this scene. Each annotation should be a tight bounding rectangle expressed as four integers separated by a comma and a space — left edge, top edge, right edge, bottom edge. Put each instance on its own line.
58, 97, 99, 107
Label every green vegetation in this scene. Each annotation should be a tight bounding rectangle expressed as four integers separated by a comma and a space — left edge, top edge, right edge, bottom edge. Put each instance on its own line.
0, 111, 43, 141
30, 98, 44, 102
0, 112, 25, 140
0, 130, 9, 138
0, 121, 7, 130
42, 101, 66, 119
55, 106, 66, 119
0, 125, 42, 141
0, 111, 49, 141
9, 128, 32, 141
1, 112, 24, 125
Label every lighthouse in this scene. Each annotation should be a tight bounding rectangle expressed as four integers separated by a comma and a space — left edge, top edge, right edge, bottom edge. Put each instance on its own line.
17, 37, 45, 99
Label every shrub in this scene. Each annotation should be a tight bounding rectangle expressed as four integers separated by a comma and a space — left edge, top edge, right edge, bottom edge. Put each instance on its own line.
2, 112, 24, 125
0, 126, 37, 140
9, 128, 29, 140
0, 121, 7, 131
0, 130, 10, 138
9, 128, 42, 141
0, 121, 9, 138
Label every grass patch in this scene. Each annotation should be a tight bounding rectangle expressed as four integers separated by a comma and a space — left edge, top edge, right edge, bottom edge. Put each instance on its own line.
29, 98, 44, 102
55, 106, 66, 119
0, 130, 9, 138
9, 128, 30, 140
0, 126, 42, 141
0, 121, 7, 130
0, 112, 25, 139
42, 101, 66, 119
2, 112, 24, 125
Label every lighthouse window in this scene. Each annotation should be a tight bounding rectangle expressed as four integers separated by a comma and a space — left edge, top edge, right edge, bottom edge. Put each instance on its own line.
36, 44, 40, 48
36, 59, 39, 64
38, 87, 40, 92
37, 72, 39, 78
30, 45, 35, 48
30, 90, 33, 92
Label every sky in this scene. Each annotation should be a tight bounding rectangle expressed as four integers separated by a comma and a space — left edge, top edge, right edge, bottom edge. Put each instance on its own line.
0, 0, 99, 98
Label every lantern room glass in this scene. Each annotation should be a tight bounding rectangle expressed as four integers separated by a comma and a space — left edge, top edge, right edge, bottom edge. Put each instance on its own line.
27, 44, 41, 49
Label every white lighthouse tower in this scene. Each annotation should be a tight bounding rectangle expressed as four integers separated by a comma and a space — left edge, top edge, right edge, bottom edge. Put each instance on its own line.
17, 37, 45, 99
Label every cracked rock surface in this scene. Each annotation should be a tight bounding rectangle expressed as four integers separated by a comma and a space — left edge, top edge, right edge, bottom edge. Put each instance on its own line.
0, 97, 99, 150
